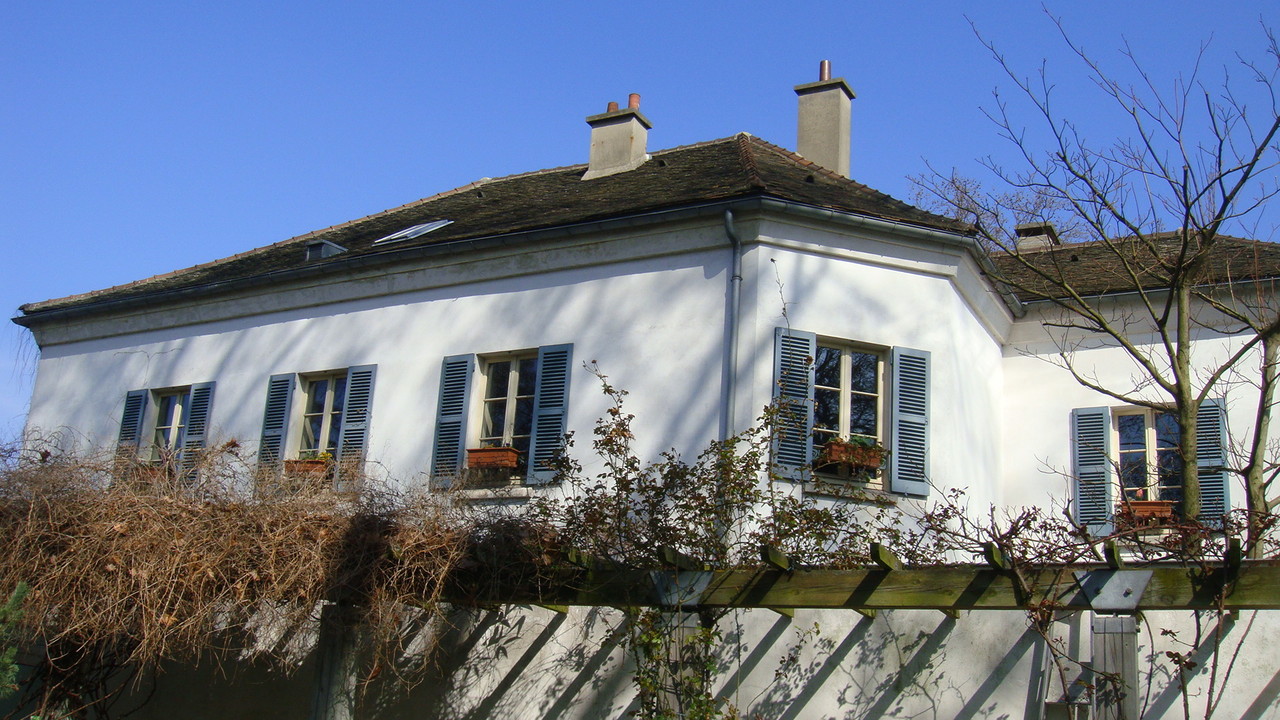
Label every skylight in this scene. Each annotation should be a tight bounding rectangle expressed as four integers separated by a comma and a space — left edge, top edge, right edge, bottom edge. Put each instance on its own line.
373, 219, 454, 245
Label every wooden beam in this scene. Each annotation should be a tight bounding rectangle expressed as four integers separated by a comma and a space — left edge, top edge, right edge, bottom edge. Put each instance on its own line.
1103, 541, 1125, 570
982, 543, 1010, 571
659, 546, 708, 571
446, 562, 1280, 612
761, 545, 792, 572
870, 543, 902, 571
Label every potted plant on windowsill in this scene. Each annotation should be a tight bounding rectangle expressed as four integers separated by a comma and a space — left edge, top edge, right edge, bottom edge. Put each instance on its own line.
1117, 497, 1178, 528
817, 436, 887, 473
285, 450, 333, 477
467, 445, 522, 469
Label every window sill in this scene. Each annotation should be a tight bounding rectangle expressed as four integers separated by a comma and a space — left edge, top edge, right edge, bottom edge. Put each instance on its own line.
452, 485, 535, 502
803, 478, 898, 505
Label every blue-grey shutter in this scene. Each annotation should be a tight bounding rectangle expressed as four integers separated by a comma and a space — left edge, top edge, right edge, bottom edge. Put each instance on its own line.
890, 347, 930, 496
1072, 406, 1113, 535
432, 354, 475, 486
1196, 398, 1229, 525
178, 382, 215, 479
773, 328, 816, 480
528, 344, 573, 484
258, 374, 295, 468
335, 365, 376, 486
117, 389, 149, 459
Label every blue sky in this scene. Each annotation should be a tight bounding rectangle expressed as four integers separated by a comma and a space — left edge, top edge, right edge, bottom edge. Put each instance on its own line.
1, 1, 1275, 440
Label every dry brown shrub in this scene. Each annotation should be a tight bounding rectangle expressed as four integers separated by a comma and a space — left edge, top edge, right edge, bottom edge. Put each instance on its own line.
0, 442, 469, 710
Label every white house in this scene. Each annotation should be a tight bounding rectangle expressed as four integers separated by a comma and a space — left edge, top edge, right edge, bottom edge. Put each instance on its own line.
13, 65, 1280, 719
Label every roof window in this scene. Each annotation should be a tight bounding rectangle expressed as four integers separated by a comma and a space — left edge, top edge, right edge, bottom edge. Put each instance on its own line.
304, 239, 347, 261
373, 219, 454, 245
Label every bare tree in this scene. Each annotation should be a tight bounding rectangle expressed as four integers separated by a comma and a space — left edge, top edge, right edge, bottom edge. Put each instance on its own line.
915, 18, 1280, 555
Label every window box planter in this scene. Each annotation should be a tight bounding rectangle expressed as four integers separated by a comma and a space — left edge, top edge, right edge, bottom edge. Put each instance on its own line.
1117, 499, 1178, 529
817, 438, 887, 472
284, 458, 332, 477
467, 446, 522, 469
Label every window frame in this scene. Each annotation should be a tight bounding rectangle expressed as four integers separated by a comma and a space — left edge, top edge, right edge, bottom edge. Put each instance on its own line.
256, 366, 376, 490
149, 388, 192, 463
432, 344, 573, 487
298, 370, 349, 459
772, 327, 930, 497
476, 350, 539, 467
1114, 407, 1183, 504
812, 339, 887, 486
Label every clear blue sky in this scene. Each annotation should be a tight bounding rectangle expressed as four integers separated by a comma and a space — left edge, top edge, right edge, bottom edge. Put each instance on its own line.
1, 1, 1274, 440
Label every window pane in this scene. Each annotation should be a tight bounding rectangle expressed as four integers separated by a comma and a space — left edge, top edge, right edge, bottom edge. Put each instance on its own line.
849, 351, 878, 394
303, 415, 323, 451
326, 412, 341, 451
1157, 449, 1184, 487
306, 380, 329, 415
330, 377, 347, 413
1117, 414, 1146, 451
1119, 452, 1147, 498
814, 346, 840, 388
516, 358, 537, 397
1155, 413, 1180, 449
484, 399, 506, 439
485, 362, 511, 399
514, 397, 534, 438
157, 395, 178, 427
814, 388, 839, 431
849, 396, 877, 438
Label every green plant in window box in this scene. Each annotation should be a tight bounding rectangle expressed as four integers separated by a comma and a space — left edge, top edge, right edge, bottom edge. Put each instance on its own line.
285, 451, 333, 478
817, 436, 888, 473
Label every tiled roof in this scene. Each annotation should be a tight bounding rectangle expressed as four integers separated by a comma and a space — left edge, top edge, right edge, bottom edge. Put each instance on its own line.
990, 232, 1280, 301
18, 134, 965, 318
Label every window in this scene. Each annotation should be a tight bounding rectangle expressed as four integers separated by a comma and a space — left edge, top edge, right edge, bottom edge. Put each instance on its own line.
1071, 400, 1229, 533
478, 352, 538, 472
813, 343, 884, 481
774, 328, 930, 496
432, 344, 573, 485
152, 390, 191, 462
116, 383, 216, 476
257, 366, 376, 483
300, 371, 348, 458
1116, 409, 1183, 504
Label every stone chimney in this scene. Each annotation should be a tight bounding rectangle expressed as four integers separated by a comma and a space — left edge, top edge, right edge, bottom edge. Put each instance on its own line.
582, 93, 652, 180
1014, 222, 1062, 251
794, 60, 856, 177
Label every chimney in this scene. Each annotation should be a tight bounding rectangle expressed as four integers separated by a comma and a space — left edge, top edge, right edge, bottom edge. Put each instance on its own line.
794, 60, 856, 177
1014, 222, 1061, 251
582, 93, 652, 180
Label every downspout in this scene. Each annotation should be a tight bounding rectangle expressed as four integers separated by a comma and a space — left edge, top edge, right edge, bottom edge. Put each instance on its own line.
721, 209, 743, 441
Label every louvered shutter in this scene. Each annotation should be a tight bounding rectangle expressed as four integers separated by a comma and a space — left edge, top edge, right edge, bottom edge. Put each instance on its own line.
432, 355, 474, 486
528, 344, 573, 484
334, 365, 376, 487
773, 328, 816, 480
258, 374, 295, 468
890, 347, 930, 496
117, 389, 149, 456
1072, 406, 1113, 535
1196, 398, 1230, 525
178, 382, 215, 479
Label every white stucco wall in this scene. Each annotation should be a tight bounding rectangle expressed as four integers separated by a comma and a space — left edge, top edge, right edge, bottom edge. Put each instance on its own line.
1001, 297, 1273, 514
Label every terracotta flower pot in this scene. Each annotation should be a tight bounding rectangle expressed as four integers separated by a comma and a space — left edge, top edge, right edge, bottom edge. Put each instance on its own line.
818, 440, 886, 470
467, 446, 522, 469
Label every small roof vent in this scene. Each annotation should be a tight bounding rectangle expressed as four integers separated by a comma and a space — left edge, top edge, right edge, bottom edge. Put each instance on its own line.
373, 219, 454, 245
304, 239, 347, 261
